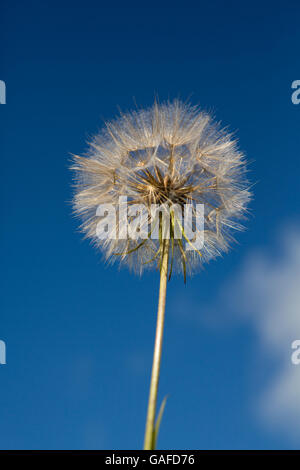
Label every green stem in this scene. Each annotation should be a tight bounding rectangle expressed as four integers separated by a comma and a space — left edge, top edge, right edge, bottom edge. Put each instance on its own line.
144, 238, 170, 450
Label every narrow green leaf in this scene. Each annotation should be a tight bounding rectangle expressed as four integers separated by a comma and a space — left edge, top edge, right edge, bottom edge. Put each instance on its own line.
178, 237, 187, 284
168, 212, 175, 281
152, 395, 168, 449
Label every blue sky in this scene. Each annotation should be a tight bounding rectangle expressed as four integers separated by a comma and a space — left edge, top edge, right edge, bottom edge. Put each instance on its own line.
1, 0, 300, 450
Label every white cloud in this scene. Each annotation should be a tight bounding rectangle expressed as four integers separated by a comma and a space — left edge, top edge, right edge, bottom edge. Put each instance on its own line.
220, 225, 300, 438
170, 224, 300, 439
170, 224, 300, 440
259, 364, 300, 436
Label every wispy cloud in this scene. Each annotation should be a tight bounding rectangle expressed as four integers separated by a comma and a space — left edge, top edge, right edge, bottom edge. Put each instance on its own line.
226, 225, 300, 438
173, 223, 300, 439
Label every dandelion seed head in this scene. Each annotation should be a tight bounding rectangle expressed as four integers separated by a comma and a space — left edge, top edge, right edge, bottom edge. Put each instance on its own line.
71, 100, 252, 277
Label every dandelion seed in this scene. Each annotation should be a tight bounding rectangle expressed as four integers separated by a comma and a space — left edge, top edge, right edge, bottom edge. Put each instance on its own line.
71, 100, 251, 277
70, 100, 252, 449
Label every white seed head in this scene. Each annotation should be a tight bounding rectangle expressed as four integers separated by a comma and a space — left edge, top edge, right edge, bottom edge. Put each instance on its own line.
71, 100, 252, 277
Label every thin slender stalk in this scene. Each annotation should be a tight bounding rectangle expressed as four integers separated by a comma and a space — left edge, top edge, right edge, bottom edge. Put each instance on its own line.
144, 238, 170, 450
